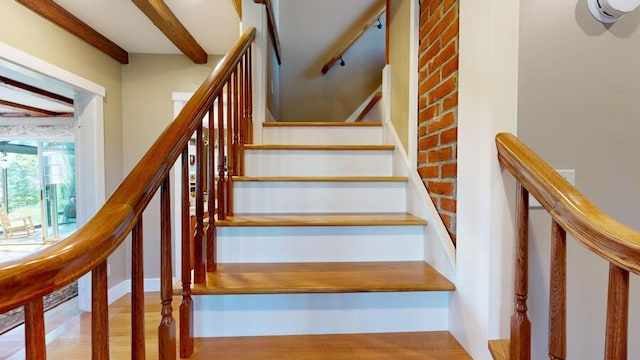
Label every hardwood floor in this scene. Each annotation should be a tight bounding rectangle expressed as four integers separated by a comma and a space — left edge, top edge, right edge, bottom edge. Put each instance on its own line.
2, 292, 470, 359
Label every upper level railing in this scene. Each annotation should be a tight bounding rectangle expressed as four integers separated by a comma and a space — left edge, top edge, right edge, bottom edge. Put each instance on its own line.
321, 2, 385, 75
254, 0, 282, 65
0, 27, 256, 359
493, 133, 640, 359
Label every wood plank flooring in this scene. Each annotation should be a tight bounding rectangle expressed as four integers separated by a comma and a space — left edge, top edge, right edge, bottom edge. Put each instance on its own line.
215, 212, 428, 227
193, 261, 454, 295
6, 293, 469, 359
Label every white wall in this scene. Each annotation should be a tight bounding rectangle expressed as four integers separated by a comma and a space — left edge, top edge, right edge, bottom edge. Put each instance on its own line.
453, 0, 519, 359
278, 0, 385, 122
518, 1, 640, 358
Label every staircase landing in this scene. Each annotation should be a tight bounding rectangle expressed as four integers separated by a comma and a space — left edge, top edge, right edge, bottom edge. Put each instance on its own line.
193, 331, 471, 359
192, 261, 454, 295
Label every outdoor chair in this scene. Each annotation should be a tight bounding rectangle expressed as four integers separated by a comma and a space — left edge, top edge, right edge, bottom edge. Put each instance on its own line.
0, 207, 35, 239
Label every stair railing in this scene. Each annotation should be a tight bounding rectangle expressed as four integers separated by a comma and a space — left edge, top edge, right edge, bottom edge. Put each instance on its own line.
494, 133, 640, 359
0, 27, 255, 359
321, 2, 385, 74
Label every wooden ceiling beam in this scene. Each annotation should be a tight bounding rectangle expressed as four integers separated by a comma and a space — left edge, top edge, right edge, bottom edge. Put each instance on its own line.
0, 100, 72, 117
131, 0, 208, 64
16, 0, 129, 64
0, 76, 74, 107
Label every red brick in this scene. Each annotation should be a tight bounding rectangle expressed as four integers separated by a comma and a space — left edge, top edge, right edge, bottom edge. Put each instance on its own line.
418, 96, 428, 110
441, 127, 457, 144
419, 72, 441, 94
441, 198, 457, 212
428, 77, 457, 103
450, 232, 457, 246
442, 54, 458, 79
420, 40, 441, 71
419, 134, 439, 150
418, 165, 439, 178
427, 112, 454, 132
419, 105, 439, 123
428, 147, 453, 162
418, 124, 427, 137
442, 163, 457, 177
440, 213, 452, 228
418, 151, 427, 163
428, 0, 443, 16
429, 41, 456, 74
427, 5, 457, 45
429, 180, 454, 195
442, 18, 459, 46
443, 91, 458, 110
444, 0, 457, 12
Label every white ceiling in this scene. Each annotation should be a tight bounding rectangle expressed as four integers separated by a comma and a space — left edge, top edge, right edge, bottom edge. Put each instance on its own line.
54, 0, 240, 55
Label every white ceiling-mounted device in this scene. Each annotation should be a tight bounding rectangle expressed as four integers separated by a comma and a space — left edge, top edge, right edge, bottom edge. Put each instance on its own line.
588, 0, 640, 23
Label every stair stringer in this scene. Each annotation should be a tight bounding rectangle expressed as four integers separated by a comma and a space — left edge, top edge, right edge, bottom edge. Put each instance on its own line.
383, 119, 456, 281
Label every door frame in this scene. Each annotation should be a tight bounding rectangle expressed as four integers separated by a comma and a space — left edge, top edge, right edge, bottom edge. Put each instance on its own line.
0, 41, 106, 311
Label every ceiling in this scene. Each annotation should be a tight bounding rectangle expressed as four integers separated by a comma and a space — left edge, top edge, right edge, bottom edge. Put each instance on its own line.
1, 0, 240, 119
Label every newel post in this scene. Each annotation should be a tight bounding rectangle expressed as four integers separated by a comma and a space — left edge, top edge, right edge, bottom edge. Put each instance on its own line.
510, 182, 531, 359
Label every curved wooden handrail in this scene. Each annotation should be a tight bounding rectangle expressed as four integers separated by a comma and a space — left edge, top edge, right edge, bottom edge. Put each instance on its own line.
0, 27, 256, 315
321, 2, 385, 75
254, 0, 281, 65
496, 132, 640, 274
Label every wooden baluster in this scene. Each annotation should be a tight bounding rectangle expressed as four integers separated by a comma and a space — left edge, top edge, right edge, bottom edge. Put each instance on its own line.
548, 221, 566, 360
247, 47, 253, 143
604, 263, 629, 359
233, 68, 240, 177
179, 147, 195, 357
159, 176, 176, 360
92, 261, 109, 360
189, 145, 204, 284
226, 79, 235, 217
217, 93, 227, 221
194, 124, 206, 274
24, 298, 45, 360
207, 102, 218, 272
132, 218, 145, 359
238, 56, 246, 176
510, 183, 531, 360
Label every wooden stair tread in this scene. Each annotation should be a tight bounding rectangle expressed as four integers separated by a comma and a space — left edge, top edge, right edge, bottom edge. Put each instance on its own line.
263, 121, 382, 127
488, 339, 510, 360
244, 144, 394, 150
215, 212, 428, 227
355, 91, 383, 123
193, 331, 471, 359
193, 261, 454, 295
233, 176, 408, 182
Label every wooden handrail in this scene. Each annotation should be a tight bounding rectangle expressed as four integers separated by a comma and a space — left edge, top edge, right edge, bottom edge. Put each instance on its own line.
254, 0, 282, 65
495, 132, 640, 359
321, 2, 385, 75
0, 27, 256, 359
496, 133, 640, 273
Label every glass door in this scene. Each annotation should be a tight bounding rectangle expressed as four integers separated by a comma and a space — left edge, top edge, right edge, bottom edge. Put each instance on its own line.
40, 141, 76, 240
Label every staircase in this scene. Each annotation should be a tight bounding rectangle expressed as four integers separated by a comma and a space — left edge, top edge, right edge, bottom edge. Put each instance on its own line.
186, 121, 469, 357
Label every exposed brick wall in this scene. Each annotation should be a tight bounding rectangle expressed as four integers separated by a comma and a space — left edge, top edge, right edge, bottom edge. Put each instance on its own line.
418, 0, 459, 244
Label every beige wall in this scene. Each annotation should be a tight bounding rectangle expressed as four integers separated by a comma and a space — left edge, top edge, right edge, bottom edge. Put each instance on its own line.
121, 54, 220, 278
279, 0, 385, 122
519, 1, 640, 357
388, 0, 411, 152
0, 1, 127, 286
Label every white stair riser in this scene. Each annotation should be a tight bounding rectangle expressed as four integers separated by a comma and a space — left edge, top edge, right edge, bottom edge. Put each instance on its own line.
192, 292, 449, 337
244, 150, 393, 177
262, 127, 383, 145
233, 182, 406, 213
217, 225, 424, 262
